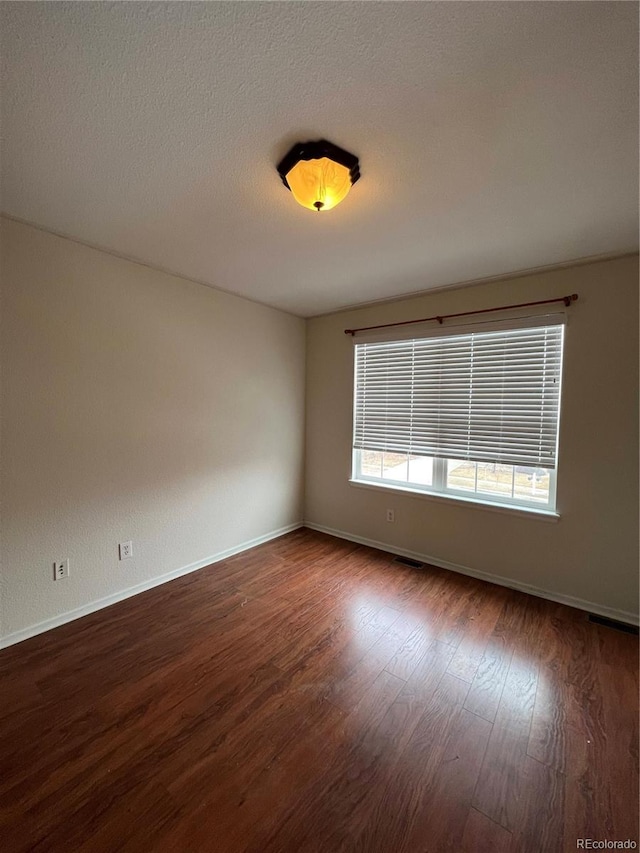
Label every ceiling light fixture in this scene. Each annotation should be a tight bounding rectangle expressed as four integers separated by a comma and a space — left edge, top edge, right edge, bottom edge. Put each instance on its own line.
276, 139, 360, 212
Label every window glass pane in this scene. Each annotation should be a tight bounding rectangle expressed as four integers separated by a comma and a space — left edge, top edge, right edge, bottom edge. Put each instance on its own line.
354, 450, 554, 511
446, 459, 477, 492
383, 452, 409, 481
513, 466, 550, 503
408, 455, 434, 486
360, 450, 383, 478
476, 462, 514, 497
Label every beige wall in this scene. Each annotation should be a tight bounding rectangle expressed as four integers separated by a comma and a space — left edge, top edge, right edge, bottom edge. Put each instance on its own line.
305, 256, 639, 621
0, 218, 306, 642
2, 218, 637, 643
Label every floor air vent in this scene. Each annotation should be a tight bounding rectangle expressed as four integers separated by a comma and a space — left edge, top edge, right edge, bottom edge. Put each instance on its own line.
393, 556, 425, 569
588, 614, 638, 635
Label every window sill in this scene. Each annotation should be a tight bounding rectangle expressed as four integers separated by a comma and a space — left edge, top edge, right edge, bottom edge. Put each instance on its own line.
348, 479, 560, 522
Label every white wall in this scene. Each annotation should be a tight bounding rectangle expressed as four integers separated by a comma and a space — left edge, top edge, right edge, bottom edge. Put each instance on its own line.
0, 218, 306, 643
305, 256, 639, 622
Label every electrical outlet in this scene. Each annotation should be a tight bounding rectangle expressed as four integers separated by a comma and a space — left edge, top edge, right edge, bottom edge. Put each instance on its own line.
386, 509, 395, 523
53, 559, 69, 580
119, 541, 133, 560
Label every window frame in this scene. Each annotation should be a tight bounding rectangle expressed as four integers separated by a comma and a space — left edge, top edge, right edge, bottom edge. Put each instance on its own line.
351, 449, 559, 515
350, 316, 564, 517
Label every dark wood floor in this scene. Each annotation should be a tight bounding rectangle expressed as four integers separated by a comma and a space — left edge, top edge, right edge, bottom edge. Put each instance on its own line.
1, 529, 638, 852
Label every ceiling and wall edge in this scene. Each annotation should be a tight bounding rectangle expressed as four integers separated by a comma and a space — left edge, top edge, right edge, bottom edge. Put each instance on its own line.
2, 213, 636, 321
310, 249, 640, 318
0, 213, 287, 319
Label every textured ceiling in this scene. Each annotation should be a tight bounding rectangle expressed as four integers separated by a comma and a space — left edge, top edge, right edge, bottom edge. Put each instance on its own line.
1, 2, 638, 317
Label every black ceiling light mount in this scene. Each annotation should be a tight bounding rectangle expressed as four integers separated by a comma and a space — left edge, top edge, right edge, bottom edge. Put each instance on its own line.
276, 139, 360, 211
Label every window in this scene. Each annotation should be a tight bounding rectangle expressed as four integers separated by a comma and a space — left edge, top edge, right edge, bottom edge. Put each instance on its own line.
351, 317, 565, 513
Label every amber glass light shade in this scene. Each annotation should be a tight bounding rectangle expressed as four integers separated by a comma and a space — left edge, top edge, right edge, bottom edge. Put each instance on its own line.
277, 140, 360, 212
285, 157, 352, 211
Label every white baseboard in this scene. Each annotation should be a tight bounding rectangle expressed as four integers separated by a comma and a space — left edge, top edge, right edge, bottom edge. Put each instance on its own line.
304, 522, 639, 628
0, 522, 303, 649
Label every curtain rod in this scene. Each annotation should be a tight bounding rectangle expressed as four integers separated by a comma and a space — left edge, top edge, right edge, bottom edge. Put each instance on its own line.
344, 294, 578, 336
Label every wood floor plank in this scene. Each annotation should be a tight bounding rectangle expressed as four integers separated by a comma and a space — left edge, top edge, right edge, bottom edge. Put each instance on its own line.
526, 607, 598, 773
402, 707, 493, 852
1, 528, 637, 853
511, 755, 565, 853
243, 668, 407, 853
596, 660, 639, 840
347, 673, 472, 852
157, 697, 348, 852
322, 622, 405, 712
156, 698, 348, 853
383, 624, 433, 681
471, 644, 539, 831
445, 587, 506, 683
460, 808, 513, 853
463, 630, 514, 723
562, 722, 615, 846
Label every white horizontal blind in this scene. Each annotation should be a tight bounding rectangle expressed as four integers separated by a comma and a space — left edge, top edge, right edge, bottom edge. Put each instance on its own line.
353, 323, 564, 468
